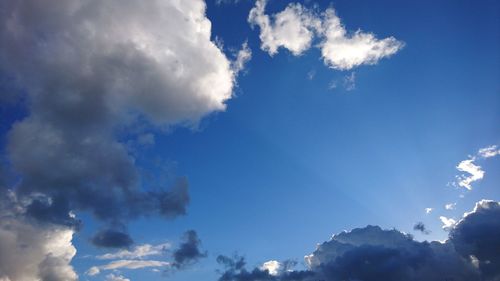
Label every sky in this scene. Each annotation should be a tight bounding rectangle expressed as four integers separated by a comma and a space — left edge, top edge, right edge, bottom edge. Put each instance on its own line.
0, 0, 499, 281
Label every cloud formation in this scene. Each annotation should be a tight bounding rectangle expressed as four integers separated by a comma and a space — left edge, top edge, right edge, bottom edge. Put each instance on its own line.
249, 0, 403, 70
87, 260, 170, 276
455, 145, 500, 190
217, 200, 500, 281
171, 230, 207, 269
0, 0, 249, 278
0, 191, 78, 281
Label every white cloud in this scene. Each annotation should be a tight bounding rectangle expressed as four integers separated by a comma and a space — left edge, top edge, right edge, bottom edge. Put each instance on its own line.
439, 216, 457, 231
248, 0, 403, 70
260, 260, 281, 276
456, 159, 484, 190
87, 260, 169, 276
97, 243, 170, 260
454, 145, 499, 190
445, 203, 457, 210
343, 72, 356, 91
478, 145, 500, 158
425, 207, 433, 214
318, 9, 403, 70
248, 0, 320, 56
106, 274, 131, 281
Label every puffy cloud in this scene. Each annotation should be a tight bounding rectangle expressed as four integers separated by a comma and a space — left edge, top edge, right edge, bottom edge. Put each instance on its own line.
0, 0, 247, 278
440, 216, 457, 231
248, 0, 403, 70
249, 0, 320, 56
260, 260, 281, 276
450, 200, 500, 280
218, 200, 500, 281
0, 191, 78, 281
318, 9, 403, 70
425, 207, 433, 214
478, 145, 500, 158
97, 243, 170, 260
171, 230, 207, 269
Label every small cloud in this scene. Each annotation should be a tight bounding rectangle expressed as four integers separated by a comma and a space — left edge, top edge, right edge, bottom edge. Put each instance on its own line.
171, 230, 207, 270
445, 203, 457, 210
425, 208, 433, 214
478, 145, 500, 158
439, 216, 457, 231
343, 72, 356, 91
413, 222, 430, 235
105, 274, 131, 281
307, 69, 316, 80
231, 41, 252, 76
97, 243, 170, 260
454, 144, 499, 191
260, 260, 281, 276
91, 229, 134, 249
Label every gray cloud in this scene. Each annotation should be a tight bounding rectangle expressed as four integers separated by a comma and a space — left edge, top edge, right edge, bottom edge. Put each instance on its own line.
218, 200, 500, 281
91, 229, 134, 249
0, 0, 248, 279
171, 230, 207, 269
413, 222, 430, 235
0, 191, 78, 281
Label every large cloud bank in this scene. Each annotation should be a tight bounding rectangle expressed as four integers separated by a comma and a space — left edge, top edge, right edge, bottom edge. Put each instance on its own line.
249, 0, 403, 70
218, 200, 500, 281
0, 0, 248, 279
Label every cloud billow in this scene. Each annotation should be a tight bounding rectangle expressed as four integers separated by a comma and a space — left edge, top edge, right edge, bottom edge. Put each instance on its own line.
248, 0, 404, 70
0, 0, 249, 279
217, 200, 500, 281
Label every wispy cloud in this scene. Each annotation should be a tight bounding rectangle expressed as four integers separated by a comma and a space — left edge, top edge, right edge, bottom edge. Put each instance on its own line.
97, 243, 170, 260
87, 260, 170, 276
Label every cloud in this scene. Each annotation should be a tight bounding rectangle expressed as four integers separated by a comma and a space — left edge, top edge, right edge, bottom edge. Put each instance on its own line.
0, 191, 78, 281
455, 145, 499, 190
425, 208, 433, 214
456, 159, 484, 190
105, 274, 131, 281
91, 229, 134, 249
218, 200, 499, 281
439, 216, 457, 231
413, 222, 430, 235
231, 42, 253, 75
248, 0, 320, 56
87, 260, 169, 276
248, 0, 403, 70
445, 203, 457, 210
0, 0, 248, 278
318, 9, 403, 70
343, 72, 356, 91
171, 230, 207, 269
260, 260, 281, 276
450, 200, 500, 280
97, 243, 170, 260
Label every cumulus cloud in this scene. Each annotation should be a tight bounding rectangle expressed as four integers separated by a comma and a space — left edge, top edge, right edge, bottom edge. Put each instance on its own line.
425, 207, 433, 214
249, 0, 320, 56
248, 0, 403, 70
0, 191, 78, 281
218, 200, 499, 281
0, 0, 249, 278
440, 216, 457, 231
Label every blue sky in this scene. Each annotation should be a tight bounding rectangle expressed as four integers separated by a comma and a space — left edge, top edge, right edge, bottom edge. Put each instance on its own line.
0, 0, 499, 281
